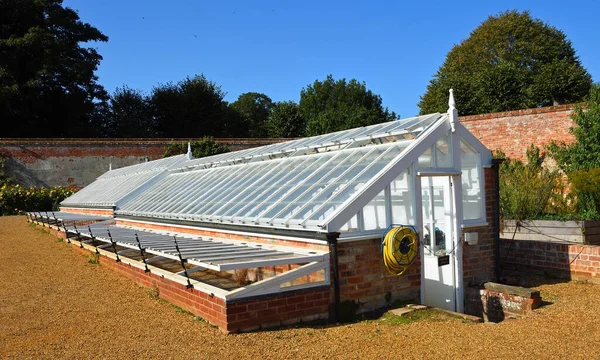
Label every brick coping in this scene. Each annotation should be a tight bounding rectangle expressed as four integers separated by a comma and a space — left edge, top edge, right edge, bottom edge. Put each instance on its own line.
459, 103, 576, 122
0, 138, 295, 145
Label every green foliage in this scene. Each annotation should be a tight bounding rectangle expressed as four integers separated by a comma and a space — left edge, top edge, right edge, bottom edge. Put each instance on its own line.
566, 168, 600, 219
85, 253, 100, 264
144, 285, 159, 300
0, 0, 110, 137
380, 309, 463, 326
266, 101, 306, 138
498, 145, 565, 221
107, 87, 156, 137
229, 92, 273, 138
418, 10, 592, 115
300, 75, 397, 136
151, 75, 233, 137
0, 183, 75, 216
548, 84, 600, 172
163, 137, 229, 159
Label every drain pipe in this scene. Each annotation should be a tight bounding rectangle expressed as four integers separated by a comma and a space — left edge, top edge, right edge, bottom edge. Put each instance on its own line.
326, 232, 341, 324
492, 159, 503, 281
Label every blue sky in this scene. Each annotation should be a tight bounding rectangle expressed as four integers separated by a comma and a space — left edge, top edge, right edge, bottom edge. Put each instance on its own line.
64, 0, 599, 118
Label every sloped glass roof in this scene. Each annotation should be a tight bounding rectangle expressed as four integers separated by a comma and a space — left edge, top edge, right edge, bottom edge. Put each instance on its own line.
170, 113, 441, 171
118, 140, 410, 230
61, 154, 188, 207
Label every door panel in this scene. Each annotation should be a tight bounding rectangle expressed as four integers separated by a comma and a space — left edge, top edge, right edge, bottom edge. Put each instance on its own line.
422, 176, 455, 311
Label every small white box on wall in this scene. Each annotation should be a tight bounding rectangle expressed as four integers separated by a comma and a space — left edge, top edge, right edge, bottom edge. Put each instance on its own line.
465, 232, 478, 245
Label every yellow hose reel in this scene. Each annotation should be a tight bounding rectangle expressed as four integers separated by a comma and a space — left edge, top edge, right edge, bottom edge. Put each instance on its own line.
381, 225, 419, 276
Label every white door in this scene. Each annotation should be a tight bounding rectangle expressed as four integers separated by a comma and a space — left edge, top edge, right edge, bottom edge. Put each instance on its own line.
421, 176, 456, 311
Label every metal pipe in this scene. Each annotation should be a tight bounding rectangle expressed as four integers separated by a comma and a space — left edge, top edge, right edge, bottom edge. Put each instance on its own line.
326, 232, 341, 324
492, 159, 503, 281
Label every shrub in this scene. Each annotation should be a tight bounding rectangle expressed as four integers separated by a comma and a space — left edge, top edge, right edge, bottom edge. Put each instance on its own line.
497, 146, 566, 221
0, 183, 75, 216
163, 136, 229, 158
567, 168, 600, 219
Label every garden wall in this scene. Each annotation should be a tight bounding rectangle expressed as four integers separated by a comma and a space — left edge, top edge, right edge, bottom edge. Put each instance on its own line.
0, 138, 288, 188
500, 239, 600, 283
1, 103, 577, 187
459, 104, 576, 161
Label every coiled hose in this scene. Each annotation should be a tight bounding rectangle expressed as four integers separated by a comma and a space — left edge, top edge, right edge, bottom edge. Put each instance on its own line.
381, 226, 419, 276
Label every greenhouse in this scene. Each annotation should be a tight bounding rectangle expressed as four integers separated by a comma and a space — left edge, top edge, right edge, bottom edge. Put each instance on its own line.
35, 91, 497, 333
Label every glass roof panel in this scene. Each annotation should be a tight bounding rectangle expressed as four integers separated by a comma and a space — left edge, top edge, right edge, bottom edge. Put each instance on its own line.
168, 114, 442, 172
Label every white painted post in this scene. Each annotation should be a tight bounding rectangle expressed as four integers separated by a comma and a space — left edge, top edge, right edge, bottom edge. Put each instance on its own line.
186, 142, 193, 160
449, 89, 464, 313
448, 89, 458, 133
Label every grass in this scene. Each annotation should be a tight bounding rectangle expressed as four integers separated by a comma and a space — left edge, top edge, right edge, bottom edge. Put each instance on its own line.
85, 252, 100, 264
378, 308, 466, 326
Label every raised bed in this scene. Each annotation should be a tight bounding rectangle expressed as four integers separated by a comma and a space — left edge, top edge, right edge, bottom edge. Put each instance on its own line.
501, 220, 600, 245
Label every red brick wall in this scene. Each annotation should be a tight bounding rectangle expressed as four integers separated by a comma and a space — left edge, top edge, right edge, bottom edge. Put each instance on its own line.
500, 239, 600, 283
463, 167, 498, 286
336, 238, 421, 312
60, 207, 114, 216
225, 288, 330, 332
460, 104, 576, 161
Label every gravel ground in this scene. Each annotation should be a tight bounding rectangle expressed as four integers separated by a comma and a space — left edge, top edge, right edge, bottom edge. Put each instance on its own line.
2, 215, 600, 359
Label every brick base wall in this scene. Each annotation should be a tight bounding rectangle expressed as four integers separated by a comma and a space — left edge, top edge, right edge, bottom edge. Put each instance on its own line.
500, 239, 600, 283
462, 167, 498, 286
42, 224, 329, 333
60, 207, 114, 216
337, 238, 421, 313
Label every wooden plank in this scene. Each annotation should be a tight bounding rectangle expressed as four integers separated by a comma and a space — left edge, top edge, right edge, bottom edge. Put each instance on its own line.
503, 220, 582, 228
502, 226, 584, 236
500, 233, 585, 243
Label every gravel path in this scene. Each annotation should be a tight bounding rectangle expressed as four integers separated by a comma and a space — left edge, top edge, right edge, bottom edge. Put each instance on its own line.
2, 215, 600, 359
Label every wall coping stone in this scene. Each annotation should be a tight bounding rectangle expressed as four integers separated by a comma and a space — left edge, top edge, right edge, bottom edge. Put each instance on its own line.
484, 282, 540, 299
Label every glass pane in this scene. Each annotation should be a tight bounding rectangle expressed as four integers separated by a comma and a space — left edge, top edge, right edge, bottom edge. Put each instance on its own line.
265, 151, 368, 221
421, 177, 448, 255
339, 213, 359, 233
418, 146, 433, 168
246, 153, 335, 218
362, 190, 386, 230
391, 169, 414, 225
460, 138, 482, 220
435, 131, 452, 168
307, 144, 404, 223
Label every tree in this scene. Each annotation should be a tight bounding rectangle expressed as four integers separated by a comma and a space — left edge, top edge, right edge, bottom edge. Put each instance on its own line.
418, 10, 592, 116
107, 87, 156, 137
229, 92, 273, 138
163, 137, 229, 158
266, 101, 306, 138
0, 0, 109, 137
151, 75, 231, 137
300, 75, 397, 136
548, 83, 600, 172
